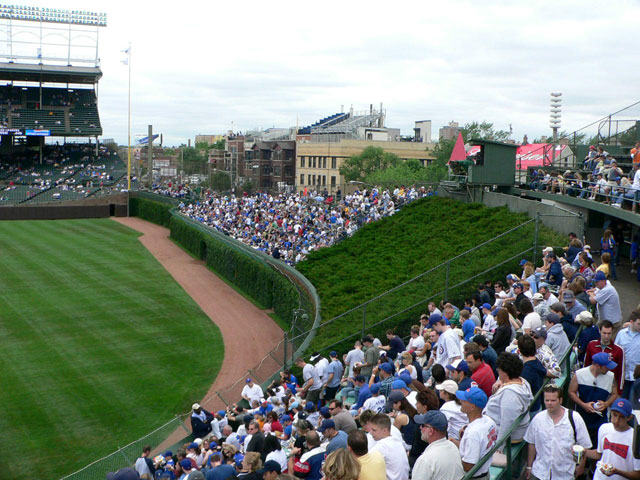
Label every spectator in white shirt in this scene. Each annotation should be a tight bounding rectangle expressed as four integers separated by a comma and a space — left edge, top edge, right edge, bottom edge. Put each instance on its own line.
241, 378, 264, 405
368, 413, 410, 480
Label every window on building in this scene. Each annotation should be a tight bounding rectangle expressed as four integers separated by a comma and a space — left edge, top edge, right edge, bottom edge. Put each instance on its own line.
301, 156, 305, 167
331, 176, 336, 186
331, 157, 337, 169
322, 175, 326, 186
312, 174, 316, 185
300, 174, 304, 185
312, 157, 316, 168
322, 157, 326, 168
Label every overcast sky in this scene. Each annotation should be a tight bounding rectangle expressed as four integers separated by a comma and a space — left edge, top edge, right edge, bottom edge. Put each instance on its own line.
9, 0, 640, 146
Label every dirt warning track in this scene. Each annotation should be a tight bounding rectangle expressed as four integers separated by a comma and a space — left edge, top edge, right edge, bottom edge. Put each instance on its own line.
114, 217, 283, 412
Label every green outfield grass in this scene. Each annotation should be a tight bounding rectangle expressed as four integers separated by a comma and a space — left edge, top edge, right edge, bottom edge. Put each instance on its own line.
0, 219, 224, 479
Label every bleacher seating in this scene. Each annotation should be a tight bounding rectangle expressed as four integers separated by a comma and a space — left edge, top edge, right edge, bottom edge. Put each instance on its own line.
298, 112, 348, 134
0, 85, 102, 136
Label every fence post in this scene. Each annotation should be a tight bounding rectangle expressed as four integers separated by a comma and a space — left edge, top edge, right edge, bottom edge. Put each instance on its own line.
361, 304, 367, 339
283, 332, 288, 368
533, 213, 540, 266
444, 261, 450, 300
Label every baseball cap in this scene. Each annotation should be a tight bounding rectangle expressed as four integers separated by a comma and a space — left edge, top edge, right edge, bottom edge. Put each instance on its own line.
309, 352, 321, 362
192, 403, 201, 410
281, 414, 291, 422
551, 302, 567, 314
354, 374, 366, 383
319, 406, 331, 418
561, 290, 575, 303
538, 282, 550, 289
519, 259, 528, 266
532, 326, 548, 339
481, 303, 492, 310
575, 311, 594, 324
391, 379, 407, 390
217, 410, 226, 417
258, 460, 282, 475
180, 459, 192, 470
592, 352, 617, 370
297, 411, 308, 420
187, 442, 198, 450
542, 246, 553, 253
305, 401, 315, 411
610, 398, 632, 416
545, 313, 561, 324
290, 401, 299, 409
533, 292, 544, 301
435, 379, 458, 395
546, 252, 556, 259
455, 387, 488, 409
594, 271, 607, 282
414, 411, 448, 432
385, 390, 405, 411
428, 313, 442, 327
106, 468, 140, 480
370, 383, 381, 394
317, 419, 336, 433
506, 274, 519, 281
246, 378, 252, 383
379, 362, 393, 373
233, 453, 244, 469
164, 451, 173, 458
399, 373, 412, 386
329, 350, 338, 358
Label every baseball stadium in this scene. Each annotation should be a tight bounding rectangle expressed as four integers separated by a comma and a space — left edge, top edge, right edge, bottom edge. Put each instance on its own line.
1, 5, 640, 480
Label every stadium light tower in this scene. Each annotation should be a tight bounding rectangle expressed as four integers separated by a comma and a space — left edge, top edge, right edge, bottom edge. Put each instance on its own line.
550, 92, 562, 163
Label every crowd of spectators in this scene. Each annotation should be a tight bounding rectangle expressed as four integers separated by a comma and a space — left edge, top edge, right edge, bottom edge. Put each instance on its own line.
175, 185, 435, 264
529, 145, 640, 213
111, 234, 640, 480
0, 144, 123, 202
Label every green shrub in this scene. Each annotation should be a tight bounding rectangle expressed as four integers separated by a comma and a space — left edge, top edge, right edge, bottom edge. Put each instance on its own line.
296, 197, 564, 354
129, 197, 172, 227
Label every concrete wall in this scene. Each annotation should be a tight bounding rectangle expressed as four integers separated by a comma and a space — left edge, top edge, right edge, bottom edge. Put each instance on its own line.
0, 204, 127, 220
479, 191, 584, 237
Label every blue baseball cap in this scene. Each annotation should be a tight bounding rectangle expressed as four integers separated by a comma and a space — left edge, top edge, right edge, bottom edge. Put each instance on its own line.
610, 398, 632, 416
594, 271, 607, 282
180, 459, 192, 470
319, 406, 331, 418
519, 259, 528, 266
428, 313, 442, 327
187, 442, 198, 450
456, 387, 488, 409
246, 378, 252, 383
592, 352, 617, 370
305, 401, 315, 411
391, 379, 407, 390
399, 373, 412, 386
481, 303, 492, 310
414, 410, 448, 431
329, 350, 338, 358
217, 410, 226, 417
379, 362, 393, 373
370, 383, 381, 394
317, 419, 335, 433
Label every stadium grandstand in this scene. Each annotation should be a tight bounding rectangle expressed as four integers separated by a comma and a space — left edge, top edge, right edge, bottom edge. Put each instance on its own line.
0, 5, 126, 205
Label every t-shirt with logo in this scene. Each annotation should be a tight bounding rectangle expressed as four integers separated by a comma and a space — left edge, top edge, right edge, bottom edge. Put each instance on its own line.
593, 423, 640, 480
459, 415, 498, 475
436, 329, 462, 367
362, 395, 386, 413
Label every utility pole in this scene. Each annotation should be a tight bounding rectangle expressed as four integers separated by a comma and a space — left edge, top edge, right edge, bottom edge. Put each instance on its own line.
148, 124, 153, 189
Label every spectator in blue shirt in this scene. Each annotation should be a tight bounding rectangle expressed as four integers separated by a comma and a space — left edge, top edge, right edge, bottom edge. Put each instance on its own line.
381, 330, 405, 360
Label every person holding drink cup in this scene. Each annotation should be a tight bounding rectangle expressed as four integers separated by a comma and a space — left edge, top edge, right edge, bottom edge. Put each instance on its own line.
585, 398, 640, 480
524, 384, 591, 480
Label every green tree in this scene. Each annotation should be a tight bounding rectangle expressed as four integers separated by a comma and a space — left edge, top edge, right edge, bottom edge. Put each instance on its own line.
195, 141, 209, 150
212, 139, 226, 150
210, 171, 231, 191
181, 147, 206, 175
339, 146, 400, 182
461, 121, 510, 142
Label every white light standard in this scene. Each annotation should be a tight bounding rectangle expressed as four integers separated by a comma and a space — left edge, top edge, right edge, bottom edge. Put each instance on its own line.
550, 92, 562, 164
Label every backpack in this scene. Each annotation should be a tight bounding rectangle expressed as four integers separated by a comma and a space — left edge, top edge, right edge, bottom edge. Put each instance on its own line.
567, 408, 577, 443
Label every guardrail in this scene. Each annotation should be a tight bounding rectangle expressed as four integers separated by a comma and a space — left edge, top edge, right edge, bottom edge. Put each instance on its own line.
463, 325, 584, 480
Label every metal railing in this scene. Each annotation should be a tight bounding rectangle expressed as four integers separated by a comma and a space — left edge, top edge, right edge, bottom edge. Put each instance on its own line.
462, 325, 584, 480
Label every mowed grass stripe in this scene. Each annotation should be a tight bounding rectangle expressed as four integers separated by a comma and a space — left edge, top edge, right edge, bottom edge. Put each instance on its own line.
0, 219, 223, 479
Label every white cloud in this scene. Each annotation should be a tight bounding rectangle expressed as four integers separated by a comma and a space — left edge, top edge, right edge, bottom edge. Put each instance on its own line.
13, 0, 640, 146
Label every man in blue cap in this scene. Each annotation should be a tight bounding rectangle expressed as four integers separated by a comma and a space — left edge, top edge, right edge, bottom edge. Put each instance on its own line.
257, 460, 282, 480
585, 398, 640, 480
569, 352, 619, 446
413, 411, 464, 480
456, 387, 497, 478
324, 351, 344, 401
368, 361, 395, 399
318, 418, 348, 454
588, 271, 622, 336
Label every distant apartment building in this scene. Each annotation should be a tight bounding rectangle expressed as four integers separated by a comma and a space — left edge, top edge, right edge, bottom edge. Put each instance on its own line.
244, 140, 296, 190
296, 139, 435, 194
439, 121, 460, 141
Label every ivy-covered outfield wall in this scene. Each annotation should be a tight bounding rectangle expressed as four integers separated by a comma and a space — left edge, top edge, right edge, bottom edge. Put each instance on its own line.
128, 194, 317, 339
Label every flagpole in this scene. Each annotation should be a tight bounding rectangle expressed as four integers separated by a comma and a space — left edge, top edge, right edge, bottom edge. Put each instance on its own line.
127, 42, 132, 191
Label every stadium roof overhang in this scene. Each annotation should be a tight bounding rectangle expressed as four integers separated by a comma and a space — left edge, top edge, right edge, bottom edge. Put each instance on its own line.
0, 63, 102, 84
